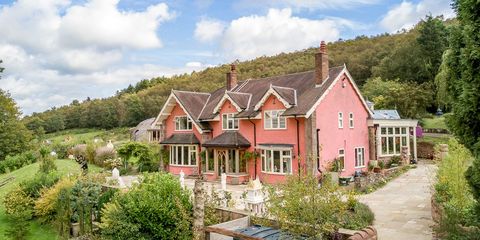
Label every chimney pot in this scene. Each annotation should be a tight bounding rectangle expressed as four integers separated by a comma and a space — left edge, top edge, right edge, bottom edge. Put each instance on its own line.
315, 41, 329, 86
226, 64, 237, 90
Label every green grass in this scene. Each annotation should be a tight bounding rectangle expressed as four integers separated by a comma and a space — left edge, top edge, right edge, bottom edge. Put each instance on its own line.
421, 116, 448, 130
45, 127, 131, 145
0, 159, 102, 239
419, 135, 452, 145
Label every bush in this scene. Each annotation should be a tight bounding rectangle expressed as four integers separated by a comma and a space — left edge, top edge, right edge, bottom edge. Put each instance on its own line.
70, 179, 102, 235
117, 142, 158, 172
97, 188, 118, 221
434, 139, 478, 238
20, 172, 60, 199
342, 202, 375, 230
3, 187, 35, 240
95, 147, 116, 167
100, 173, 193, 239
34, 176, 76, 223
0, 150, 37, 173
50, 141, 76, 159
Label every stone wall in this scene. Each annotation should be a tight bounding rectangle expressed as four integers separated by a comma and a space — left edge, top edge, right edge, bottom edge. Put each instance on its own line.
418, 141, 435, 159
354, 166, 404, 191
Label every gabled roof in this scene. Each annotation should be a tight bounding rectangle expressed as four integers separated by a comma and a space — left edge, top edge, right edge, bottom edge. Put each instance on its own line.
202, 131, 251, 148
153, 90, 211, 132
372, 110, 401, 120
199, 66, 345, 120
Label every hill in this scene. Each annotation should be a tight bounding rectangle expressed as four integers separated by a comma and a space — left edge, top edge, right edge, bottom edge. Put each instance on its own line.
22, 16, 450, 134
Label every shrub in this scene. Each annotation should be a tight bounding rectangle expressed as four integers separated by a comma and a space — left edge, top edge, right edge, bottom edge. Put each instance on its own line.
342, 202, 375, 230
97, 188, 118, 221
20, 172, 60, 199
3, 187, 34, 240
86, 143, 97, 164
70, 144, 87, 157
95, 147, 116, 167
265, 173, 351, 238
70, 179, 102, 235
50, 141, 76, 159
34, 176, 76, 223
100, 173, 193, 239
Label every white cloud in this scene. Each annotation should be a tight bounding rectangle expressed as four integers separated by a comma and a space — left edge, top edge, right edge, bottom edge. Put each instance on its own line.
186, 61, 203, 67
58, 0, 173, 49
380, 0, 455, 32
238, 0, 379, 10
219, 8, 353, 60
194, 19, 225, 42
0, 0, 178, 114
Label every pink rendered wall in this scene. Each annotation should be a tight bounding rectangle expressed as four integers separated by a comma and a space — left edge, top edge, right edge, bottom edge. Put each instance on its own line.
164, 103, 202, 176
316, 73, 370, 176
210, 97, 305, 184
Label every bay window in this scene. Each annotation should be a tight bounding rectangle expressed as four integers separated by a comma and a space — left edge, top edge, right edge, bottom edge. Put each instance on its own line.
380, 127, 408, 155
170, 145, 197, 166
264, 110, 286, 129
261, 148, 292, 174
175, 116, 192, 131
222, 113, 239, 130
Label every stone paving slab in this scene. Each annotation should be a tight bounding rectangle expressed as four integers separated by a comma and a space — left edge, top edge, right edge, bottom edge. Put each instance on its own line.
359, 162, 437, 240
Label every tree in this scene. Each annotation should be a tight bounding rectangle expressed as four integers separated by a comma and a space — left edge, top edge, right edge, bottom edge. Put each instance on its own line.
444, 0, 480, 218
0, 60, 4, 78
362, 77, 433, 118
0, 89, 32, 160
100, 173, 193, 239
417, 15, 448, 83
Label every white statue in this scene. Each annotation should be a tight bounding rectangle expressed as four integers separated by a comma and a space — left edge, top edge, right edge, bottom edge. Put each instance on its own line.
221, 173, 227, 191
179, 170, 185, 188
112, 167, 120, 179
106, 140, 114, 149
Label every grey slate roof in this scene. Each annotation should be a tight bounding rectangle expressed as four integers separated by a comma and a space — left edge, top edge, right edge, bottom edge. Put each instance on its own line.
160, 133, 200, 145
227, 92, 251, 109
202, 131, 251, 148
197, 66, 345, 120
372, 110, 401, 120
172, 90, 211, 130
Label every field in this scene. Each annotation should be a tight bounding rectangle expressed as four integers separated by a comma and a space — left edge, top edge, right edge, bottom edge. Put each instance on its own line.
0, 159, 102, 239
45, 128, 131, 146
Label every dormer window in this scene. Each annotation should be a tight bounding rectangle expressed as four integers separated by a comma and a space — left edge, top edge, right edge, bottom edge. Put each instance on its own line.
222, 113, 239, 130
264, 110, 286, 129
175, 116, 192, 131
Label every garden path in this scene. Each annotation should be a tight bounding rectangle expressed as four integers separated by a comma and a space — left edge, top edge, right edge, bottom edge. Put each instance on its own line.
359, 162, 436, 240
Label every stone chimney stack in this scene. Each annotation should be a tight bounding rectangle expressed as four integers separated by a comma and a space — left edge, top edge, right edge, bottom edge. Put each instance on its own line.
315, 41, 329, 86
226, 64, 237, 90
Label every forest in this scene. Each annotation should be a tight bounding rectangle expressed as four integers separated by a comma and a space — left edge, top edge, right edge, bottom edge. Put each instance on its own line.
16, 16, 450, 136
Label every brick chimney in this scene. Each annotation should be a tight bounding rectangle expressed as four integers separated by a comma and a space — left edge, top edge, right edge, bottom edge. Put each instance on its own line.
226, 64, 237, 90
315, 41, 329, 86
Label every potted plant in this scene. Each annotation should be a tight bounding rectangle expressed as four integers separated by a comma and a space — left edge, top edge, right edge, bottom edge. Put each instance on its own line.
327, 158, 342, 185
339, 177, 350, 186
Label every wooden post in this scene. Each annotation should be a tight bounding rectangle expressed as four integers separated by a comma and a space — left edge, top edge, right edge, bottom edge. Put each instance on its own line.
193, 179, 205, 240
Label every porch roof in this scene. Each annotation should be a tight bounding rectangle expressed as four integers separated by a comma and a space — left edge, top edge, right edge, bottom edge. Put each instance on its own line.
160, 133, 200, 145
202, 131, 251, 148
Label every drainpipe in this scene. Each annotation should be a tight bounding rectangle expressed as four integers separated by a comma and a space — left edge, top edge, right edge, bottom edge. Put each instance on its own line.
316, 129, 320, 172
294, 115, 300, 176
248, 117, 257, 179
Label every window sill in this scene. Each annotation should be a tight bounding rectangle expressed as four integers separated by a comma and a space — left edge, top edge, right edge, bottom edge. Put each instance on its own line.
174, 129, 193, 132
354, 166, 365, 169
203, 171, 215, 175
263, 128, 287, 131
261, 171, 291, 175
226, 173, 249, 177
169, 164, 197, 167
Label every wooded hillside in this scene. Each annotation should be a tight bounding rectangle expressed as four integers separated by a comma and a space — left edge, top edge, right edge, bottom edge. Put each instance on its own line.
22, 16, 451, 134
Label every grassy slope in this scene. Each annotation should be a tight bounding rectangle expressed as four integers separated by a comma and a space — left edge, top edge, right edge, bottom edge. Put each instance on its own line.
0, 159, 102, 240
422, 116, 447, 129
45, 128, 131, 146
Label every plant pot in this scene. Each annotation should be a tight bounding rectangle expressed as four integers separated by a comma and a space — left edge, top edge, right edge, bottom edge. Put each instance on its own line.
339, 178, 349, 186
71, 222, 80, 237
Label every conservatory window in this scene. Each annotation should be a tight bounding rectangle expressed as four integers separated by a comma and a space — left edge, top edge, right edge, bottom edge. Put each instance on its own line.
380, 127, 409, 156
170, 145, 197, 166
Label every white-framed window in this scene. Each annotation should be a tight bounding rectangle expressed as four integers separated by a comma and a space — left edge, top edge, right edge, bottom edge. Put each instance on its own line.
338, 112, 343, 129
355, 147, 365, 168
338, 148, 345, 171
261, 148, 292, 174
349, 112, 354, 128
222, 113, 239, 130
202, 148, 215, 172
264, 110, 286, 129
150, 130, 161, 142
380, 127, 408, 156
174, 116, 192, 131
170, 145, 197, 166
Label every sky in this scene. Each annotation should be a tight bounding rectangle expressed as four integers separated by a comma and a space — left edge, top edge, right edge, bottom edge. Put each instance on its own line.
0, 0, 455, 115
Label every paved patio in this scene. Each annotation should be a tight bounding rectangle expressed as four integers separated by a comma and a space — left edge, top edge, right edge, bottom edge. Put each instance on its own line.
359, 162, 437, 240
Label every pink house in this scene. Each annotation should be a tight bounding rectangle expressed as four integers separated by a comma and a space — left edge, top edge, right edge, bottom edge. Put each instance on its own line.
150, 41, 417, 184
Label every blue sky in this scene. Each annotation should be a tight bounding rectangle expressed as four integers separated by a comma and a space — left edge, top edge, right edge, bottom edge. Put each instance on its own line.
0, 0, 454, 114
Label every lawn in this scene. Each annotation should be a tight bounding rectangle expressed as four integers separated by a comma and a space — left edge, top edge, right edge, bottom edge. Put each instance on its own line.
0, 159, 102, 239
419, 134, 452, 145
421, 116, 448, 130
45, 127, 131, 145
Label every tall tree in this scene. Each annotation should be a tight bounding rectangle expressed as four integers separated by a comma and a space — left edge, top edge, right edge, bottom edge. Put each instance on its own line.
417, 15, 448, 83
444, 0, 480, 215
0, 89, 32, 160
